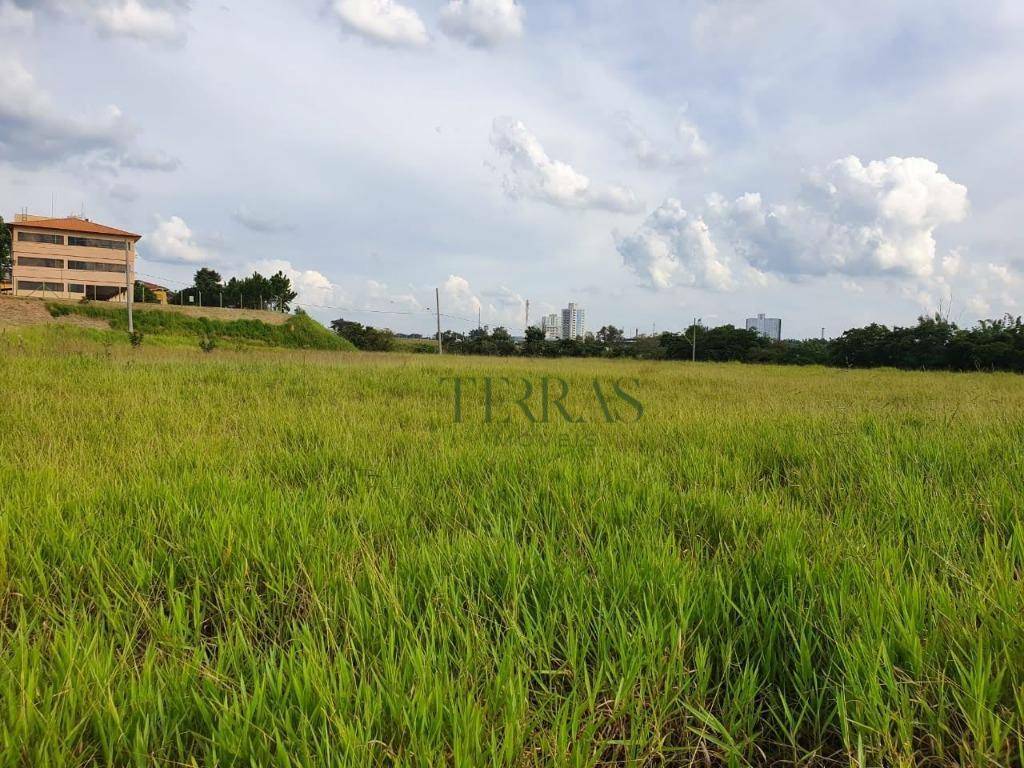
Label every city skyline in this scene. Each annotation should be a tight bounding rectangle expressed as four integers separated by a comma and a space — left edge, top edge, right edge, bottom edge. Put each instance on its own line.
1, 1, 1022, 338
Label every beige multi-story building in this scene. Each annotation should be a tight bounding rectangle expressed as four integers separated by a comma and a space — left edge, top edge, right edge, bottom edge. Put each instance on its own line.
6, 214, 141, 301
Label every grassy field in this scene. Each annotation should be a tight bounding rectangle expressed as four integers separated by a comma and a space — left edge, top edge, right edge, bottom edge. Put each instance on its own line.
1, 328, 1022, 766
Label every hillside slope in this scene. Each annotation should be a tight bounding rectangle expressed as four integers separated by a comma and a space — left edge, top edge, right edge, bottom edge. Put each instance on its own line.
46, 302, 355, 351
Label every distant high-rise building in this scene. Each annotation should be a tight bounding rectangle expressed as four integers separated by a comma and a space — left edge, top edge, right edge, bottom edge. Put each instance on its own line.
561, 302, 586, 340
541, 313, 561, 340
746, 313, 782, 342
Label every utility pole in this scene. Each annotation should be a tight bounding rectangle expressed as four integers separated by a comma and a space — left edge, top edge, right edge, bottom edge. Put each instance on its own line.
436, 288, 443, 355
478, 306, 481, 329
126, 255, 134, 334
691, 317, 700, 362
524, 299, 530, 331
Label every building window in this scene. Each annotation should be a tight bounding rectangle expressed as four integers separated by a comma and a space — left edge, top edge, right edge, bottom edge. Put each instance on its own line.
68, 236, 128, 251
17, 232, 65, 245
67, 260, 126, 273
18, 256, 64, 269
17, 281, 64, 292
68, 284, 86, 293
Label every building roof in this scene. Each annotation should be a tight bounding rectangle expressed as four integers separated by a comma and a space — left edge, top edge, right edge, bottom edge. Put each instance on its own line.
7, 216, 142, 241
139, 281, 170, 291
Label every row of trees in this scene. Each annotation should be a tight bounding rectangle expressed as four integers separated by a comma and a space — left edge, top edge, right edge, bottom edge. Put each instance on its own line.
333, 314, 1024, 372
329, 319, 396, 351
829, 315, 1024, 371
161, 268, 298, 311
0, 216, 11, 285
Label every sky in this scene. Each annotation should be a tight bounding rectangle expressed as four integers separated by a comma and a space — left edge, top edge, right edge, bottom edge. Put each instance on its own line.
2, 0, 1022, 338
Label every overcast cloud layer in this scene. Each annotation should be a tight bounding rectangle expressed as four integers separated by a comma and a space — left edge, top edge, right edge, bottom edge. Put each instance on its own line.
2, 0, 1022, 336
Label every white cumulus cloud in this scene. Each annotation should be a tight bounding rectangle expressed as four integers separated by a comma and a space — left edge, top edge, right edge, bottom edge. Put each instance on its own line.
253, 260, 424, 319
330, 0, 429, 47
253, 260, 343, 307
618, 155, 969, 292
92, 0, 186, 43
907, 258, 1020, 319
17, 0, 189, 43
441, 275, 528, 329
616, 199, 735, 291
491, 117, 643, 213
440, 0, 524, 47
441, 274, 482, 314
144, 216, 209, 264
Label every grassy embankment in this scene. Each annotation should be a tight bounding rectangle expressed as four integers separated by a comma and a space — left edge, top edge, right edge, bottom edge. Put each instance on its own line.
0, 329, 1022, 766
44, 302, 356, 351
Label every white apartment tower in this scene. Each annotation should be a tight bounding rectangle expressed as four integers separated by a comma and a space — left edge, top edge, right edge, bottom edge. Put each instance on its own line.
561, 302, 586, 340
541, 313, 561, 340
746, 313, 782, 342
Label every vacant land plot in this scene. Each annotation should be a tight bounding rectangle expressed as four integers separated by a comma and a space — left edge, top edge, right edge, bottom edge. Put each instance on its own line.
1, 329, 1022, 766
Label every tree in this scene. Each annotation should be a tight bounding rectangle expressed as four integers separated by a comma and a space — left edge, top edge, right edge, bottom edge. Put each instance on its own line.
523, 326, 546, 356
439, 330, 464, 352
0, 215, 11, 285
330, 318, 394, 351
658, 324, 769, 362
890, 314, 955, 369
525, 326, 545, 344
596, 325, 624, 344
220, 272, 273, 309
948, 315, 1024, 372
268, 271, 298, 312
490, 326, 516, 356
828, 323, 895, 367
194, 268, 223, 296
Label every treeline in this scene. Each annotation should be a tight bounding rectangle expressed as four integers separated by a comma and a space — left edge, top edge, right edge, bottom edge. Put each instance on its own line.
333, 314, 1024, 372
153, 268, 298, 311
329, 319, 396, 351
0, 215, 12, 284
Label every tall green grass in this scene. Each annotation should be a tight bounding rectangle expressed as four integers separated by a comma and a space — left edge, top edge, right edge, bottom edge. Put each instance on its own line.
0, 331, 1022, 766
